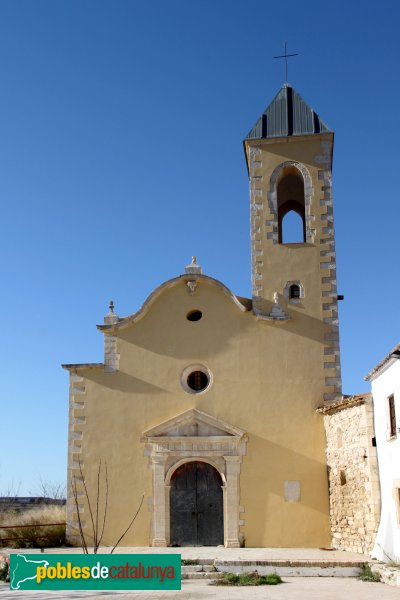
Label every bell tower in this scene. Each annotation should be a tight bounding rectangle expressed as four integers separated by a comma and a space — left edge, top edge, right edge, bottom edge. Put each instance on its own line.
244, 84, 341, 402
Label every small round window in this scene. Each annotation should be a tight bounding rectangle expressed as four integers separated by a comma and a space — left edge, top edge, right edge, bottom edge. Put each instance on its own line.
187, 370, 208, 391
187, 310, 202, 321
181, 364, 212, 395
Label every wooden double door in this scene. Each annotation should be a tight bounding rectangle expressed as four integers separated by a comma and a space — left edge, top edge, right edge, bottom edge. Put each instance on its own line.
170, 461, 224, 546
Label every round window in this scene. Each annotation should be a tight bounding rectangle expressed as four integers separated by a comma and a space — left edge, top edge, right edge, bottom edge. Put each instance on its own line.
187, 370, 209, 391
186, 310, 202, 321
181, 364, 212, 395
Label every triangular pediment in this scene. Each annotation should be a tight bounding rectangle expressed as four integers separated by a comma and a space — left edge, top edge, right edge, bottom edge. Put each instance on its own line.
141, 408, 246, 440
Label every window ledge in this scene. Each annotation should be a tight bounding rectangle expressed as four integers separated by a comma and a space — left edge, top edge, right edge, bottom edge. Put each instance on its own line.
255, 314, 290, 322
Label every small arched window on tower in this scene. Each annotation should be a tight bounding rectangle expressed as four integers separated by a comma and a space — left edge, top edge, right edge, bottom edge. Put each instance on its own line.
283, 280, 304, 304
289, 284, 300, 299
277, 167, 306, 243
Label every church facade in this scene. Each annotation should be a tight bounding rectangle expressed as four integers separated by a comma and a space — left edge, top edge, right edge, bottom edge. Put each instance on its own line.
63, 85, 342, 548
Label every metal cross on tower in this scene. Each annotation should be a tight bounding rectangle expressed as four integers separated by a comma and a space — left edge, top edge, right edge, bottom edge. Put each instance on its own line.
273, 42, 299, 83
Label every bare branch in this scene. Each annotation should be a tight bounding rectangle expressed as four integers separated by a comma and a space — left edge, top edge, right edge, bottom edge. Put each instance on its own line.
71, 477, 88, 554
97, 462, 108, 548
70, 460, 143, 555
51, 480, 66, 500
33, 477, 66, 500
110, 493, 145, 554
0, 481, 20, 501
94, 461, 101, 552
78, 460, 97, 553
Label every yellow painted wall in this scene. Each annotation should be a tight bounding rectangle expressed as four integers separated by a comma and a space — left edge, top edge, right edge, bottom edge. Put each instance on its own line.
68, 276, 331, 547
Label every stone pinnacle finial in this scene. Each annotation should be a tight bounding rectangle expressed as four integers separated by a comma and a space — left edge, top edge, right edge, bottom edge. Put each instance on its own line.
104, 299, 118, 324
185, 256, 202, 275
269, 291, 287, 319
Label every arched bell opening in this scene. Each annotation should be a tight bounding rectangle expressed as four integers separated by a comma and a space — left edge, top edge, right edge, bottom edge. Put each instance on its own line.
277, 168, 306, 243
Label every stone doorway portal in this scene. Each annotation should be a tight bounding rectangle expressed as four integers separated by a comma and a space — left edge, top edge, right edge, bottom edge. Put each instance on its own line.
141, 408, 248, 547
170, 461, 223, 546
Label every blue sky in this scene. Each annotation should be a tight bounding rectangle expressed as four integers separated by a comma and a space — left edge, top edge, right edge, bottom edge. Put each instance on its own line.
1, 1, 399, 495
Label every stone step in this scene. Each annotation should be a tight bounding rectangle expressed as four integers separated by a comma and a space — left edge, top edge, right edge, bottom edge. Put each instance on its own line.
202, 565, 217, 572
181, 565, 203, 573
215, 560, 363, 578
181, 559, 217, 565
181, 565, 215, 573
182, 571, 224, 580
178, 556, 370, 579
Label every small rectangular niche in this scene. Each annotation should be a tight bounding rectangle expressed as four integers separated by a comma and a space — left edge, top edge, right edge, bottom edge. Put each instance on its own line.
284, 480, 301, 503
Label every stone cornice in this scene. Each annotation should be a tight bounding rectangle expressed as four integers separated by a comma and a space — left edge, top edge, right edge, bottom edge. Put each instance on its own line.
97, 275, 252, 333
61, 363, 104, 372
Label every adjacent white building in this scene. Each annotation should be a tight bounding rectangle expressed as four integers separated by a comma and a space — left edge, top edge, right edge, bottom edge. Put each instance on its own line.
365, 344, 400, 562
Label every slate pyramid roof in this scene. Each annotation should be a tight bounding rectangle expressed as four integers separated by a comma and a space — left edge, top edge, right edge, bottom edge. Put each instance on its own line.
245, 84, 332, 140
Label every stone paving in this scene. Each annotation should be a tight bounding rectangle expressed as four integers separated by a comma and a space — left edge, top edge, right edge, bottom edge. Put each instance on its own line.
1, 547, 395, 599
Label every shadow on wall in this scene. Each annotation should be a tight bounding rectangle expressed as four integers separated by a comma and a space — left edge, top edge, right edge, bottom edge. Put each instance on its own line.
80, 369, 168, 394
116, 298, 327, 360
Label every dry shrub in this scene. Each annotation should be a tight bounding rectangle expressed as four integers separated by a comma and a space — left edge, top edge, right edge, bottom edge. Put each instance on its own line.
0, 505, 66, 548
0, 554, 10, 581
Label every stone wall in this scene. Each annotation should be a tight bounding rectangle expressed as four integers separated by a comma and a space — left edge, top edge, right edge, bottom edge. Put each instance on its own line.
319, 394, 381, 554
